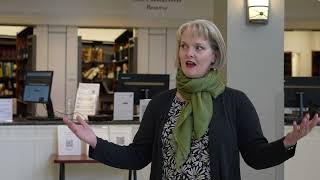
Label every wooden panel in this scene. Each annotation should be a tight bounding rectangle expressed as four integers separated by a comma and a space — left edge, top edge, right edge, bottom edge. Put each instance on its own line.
66, 26, 78, 112
137, 28, 149, 74
48, 27, 67, 115
34, 25, 49, 70
166, 28, 178, 89
34, 25, 49, 116
149, 31, 166, 74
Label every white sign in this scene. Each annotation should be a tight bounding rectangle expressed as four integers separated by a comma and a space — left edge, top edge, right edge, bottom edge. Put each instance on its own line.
57, 125, 82, 155
0, 98, 13, 122
130, 0, 185, 18
109, 126, 133, 146
73, 83, 100, 120
139, 99, 151, 121
113, 92, 134, 120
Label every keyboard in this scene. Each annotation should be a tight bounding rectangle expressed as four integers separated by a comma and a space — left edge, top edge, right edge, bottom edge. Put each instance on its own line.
26, 116, 63, 121
88, 114, 113, 121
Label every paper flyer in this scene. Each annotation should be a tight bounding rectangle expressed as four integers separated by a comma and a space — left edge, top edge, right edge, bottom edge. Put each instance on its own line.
57, 125, 81, 155
73, 83, 100, 120
113, 92, 134, 120
139, 99, 151, 121
0, 98, 13, 122
109, 126, 133, 146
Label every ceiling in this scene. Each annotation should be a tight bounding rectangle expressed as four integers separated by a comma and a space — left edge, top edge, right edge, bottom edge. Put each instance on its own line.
285, 0, 320, 20
285, 0, 320, 29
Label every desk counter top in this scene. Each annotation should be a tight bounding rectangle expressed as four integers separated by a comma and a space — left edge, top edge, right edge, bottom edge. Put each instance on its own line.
0, 117, 140, 126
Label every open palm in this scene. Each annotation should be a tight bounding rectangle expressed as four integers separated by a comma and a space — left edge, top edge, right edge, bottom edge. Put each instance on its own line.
63, 116, 97, 148
284, 113, 320, 147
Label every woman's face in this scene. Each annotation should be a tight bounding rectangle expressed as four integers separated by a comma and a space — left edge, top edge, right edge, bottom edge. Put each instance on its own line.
178, 28, 216, 79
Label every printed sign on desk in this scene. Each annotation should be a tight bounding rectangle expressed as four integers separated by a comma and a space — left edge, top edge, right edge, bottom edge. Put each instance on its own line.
73, 83, 100, 120
109, 126, 133, 146
0, 98, 12, 122
139, 99, 151, 121
57, 125, 81, 155
113, 92, 134, 120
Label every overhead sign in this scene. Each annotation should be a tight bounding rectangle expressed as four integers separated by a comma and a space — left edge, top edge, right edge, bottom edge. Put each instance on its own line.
130, 0, 186, 18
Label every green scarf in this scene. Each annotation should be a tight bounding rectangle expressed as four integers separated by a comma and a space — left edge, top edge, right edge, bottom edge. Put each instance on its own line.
173, 68, 225, 169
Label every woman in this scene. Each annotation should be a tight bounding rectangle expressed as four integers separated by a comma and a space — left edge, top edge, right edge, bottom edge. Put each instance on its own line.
63, 19, 320, 180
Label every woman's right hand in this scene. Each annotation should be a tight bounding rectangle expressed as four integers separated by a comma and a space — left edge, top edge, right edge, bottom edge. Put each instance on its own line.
63, 116, 97, 148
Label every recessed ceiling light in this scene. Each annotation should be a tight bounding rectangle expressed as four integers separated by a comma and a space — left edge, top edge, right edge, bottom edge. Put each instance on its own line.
0, 26, 26, 36
78, 28, 127, 42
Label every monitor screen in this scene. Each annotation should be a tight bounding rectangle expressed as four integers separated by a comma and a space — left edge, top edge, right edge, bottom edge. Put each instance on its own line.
284, 77, 320, 108
23, 71, 53, 103
117, 74, 170, 105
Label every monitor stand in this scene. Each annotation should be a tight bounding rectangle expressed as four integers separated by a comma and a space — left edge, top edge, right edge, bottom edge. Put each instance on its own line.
25, 99, 61, 121
25, 98, 62, 121
46, 98, 55, 118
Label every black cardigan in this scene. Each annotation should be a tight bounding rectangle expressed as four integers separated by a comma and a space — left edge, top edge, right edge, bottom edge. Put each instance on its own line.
89, 87, 295, 180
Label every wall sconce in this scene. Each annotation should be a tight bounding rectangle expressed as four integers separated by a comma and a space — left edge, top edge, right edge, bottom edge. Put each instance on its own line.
247, 0, 269, 24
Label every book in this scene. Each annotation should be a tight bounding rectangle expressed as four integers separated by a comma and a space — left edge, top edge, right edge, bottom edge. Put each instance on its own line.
0, 62, 3, 78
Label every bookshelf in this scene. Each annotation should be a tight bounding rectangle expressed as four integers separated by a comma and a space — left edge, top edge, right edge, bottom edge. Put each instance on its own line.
0, 37, 17, 98
79, 29, 137, 114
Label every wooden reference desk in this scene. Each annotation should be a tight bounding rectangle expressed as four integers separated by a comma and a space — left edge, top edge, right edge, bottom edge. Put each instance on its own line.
53, 155, 137, 180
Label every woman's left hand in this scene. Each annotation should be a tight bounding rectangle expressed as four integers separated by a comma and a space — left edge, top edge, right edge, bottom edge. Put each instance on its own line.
283, 113, 320, 148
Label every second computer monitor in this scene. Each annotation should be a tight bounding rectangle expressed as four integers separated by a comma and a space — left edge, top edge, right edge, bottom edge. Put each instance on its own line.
284, 77, 320, 108
117, 74, 170, 105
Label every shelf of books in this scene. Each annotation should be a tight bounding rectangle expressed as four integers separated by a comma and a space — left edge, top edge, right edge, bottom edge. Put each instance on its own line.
0, 37, 16, 98
79, 29, 137, 114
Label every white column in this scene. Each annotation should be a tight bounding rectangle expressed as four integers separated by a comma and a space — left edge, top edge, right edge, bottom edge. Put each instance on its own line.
48, 26, 67, 115
226, 0, 285, 180
34, 25, 78, 116
66, 26, 78, 113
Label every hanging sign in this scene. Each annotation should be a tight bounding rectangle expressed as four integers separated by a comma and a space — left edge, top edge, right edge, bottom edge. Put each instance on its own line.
130, 0, 186, 18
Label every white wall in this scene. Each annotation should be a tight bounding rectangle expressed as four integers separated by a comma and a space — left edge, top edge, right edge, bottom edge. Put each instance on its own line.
0, 125, 140, 180
226, 0, 285, 180
213, 0, 228, 83
284, 31, 320, 76
284, 126, 320, 180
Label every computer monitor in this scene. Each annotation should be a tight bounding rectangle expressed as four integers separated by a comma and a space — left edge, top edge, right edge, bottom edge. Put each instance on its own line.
117, 74, 170, 105
284, 77, 320, 117
23, 71, 55, 118
285, 77, 320, 107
